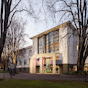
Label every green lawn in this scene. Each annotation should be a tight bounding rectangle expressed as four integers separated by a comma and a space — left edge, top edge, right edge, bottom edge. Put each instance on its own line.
0, 79, 88, 88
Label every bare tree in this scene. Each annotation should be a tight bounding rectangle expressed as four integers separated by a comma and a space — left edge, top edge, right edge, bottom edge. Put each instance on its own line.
43, 0, 88, 71
1, 46, 8, 70
0, 0, 22, 62
3, 17, 27, 69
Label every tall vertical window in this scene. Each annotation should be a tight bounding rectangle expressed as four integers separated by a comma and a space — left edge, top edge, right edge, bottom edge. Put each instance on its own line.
46, 34, 48, 53
48, 33, 51, 53
19, 60, 22, 65
50, 32, 54, 53
38, 36, 44, 54
24, 60, 26, 65
38, 29, 59, 54
53, 30, 59, 52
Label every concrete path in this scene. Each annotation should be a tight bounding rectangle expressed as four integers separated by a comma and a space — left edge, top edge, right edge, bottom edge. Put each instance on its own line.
0, 73, 88, 81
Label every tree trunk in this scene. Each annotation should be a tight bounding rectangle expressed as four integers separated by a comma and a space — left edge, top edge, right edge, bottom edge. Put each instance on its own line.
77, 63, 84, 72
0, 39, 4, 62
77, 35, 87, 72
77, 48, 88, 72
77, 55, 84, 71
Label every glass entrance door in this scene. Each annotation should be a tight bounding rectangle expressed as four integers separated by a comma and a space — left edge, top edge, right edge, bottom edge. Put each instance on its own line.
43, 57, 53, 73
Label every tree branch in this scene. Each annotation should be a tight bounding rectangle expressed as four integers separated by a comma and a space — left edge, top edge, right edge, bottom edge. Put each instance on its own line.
10, 0, 22, 13
7, 9, 27, 28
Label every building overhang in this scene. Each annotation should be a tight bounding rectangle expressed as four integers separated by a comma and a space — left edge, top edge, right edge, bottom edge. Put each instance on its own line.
30, 21, 75, 39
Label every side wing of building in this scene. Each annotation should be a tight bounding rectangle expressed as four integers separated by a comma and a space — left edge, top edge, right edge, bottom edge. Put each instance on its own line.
16, 46, 32, 72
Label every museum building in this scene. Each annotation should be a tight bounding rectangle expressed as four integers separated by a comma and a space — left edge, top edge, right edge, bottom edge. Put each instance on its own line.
29, 21, 79, 74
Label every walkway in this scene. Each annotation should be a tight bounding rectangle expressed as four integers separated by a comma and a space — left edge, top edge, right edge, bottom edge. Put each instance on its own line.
0, 73, 88, 81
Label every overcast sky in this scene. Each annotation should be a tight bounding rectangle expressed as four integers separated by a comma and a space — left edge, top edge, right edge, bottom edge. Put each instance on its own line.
0, 0, 70, 47
16, 0, 54, 47
18, 0, 71, 47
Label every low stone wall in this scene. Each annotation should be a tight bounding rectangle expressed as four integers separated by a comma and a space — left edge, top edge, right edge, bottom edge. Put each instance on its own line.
16, 68, 29, 73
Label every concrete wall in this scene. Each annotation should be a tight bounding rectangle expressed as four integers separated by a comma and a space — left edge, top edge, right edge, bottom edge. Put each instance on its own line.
67, 25, 78, 64
59, 26, 68, 64
59, 24, 78, 72
59, 24, 78, 65
16, 46, 32, 72
33, 38, 38, 54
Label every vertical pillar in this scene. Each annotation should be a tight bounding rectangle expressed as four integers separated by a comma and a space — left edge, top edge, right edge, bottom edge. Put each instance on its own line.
42, 57, 44, 73
30, 58, 33, 73
29, 59, 31, 73
53, 55, 56, 74
40, 57, 43, 74
31, 58, 36, 73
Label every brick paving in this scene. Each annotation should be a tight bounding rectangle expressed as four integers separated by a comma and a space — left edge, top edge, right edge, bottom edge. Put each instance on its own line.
0, 73, 88, 81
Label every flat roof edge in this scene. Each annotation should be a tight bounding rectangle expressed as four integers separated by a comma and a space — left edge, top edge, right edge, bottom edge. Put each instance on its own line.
30, 21, 72, 39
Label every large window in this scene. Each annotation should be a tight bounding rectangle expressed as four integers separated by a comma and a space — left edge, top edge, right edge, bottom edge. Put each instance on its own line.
38, 29, 59, 54
38, 37, 43, 54
53, 30, 59, 42
46, 34, 48, 53
24, 60, 26, 65
53, 30, 59, 52
19, 60, 22, 65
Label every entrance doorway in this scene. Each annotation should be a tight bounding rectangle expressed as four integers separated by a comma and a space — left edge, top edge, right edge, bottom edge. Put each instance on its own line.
36, 66, 40, 73
43, 57, 53, 73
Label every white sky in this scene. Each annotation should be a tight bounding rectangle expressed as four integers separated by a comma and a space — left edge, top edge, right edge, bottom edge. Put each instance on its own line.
0, 0, 70, 48
18, 0, 71, 48
17, 0, 61, 47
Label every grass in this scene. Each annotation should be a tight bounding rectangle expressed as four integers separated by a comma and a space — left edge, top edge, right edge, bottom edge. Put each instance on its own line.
0, 79, 88, 88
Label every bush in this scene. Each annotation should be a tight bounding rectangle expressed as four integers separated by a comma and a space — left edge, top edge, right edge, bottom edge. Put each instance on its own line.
65, 71, 88, 75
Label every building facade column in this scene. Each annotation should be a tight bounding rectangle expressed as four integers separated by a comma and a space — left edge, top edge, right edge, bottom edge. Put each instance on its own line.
40, 57, 43, 74
53, 55, 56, 74
30, 58, 36, 73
